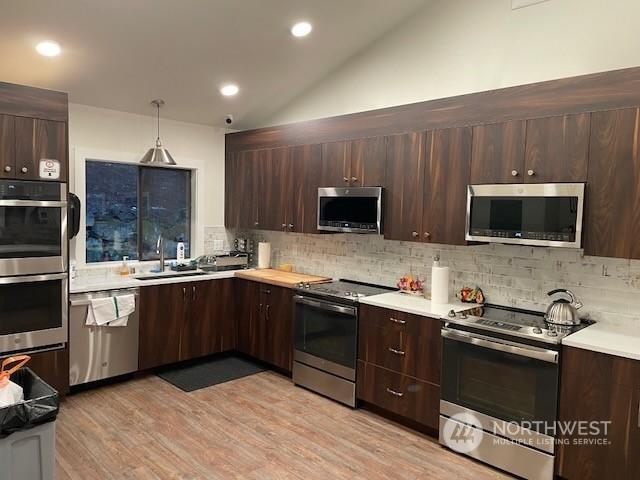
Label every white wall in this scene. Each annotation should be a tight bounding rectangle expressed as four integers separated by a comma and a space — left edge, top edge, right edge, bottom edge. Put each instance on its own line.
68, 103, 227, 263
268, 0, 640, 125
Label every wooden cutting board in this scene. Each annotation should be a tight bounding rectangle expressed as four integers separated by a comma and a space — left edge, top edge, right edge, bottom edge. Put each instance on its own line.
234, 269, 331, 288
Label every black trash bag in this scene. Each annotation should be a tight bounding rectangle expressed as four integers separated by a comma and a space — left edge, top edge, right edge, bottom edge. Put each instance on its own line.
0, 367, 59, 438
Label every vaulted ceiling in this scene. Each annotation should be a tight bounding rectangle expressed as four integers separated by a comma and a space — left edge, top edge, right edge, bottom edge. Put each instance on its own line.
0, 0, 428, 129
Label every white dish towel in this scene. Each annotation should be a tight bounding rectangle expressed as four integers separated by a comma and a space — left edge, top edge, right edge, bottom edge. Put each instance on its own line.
85, 294, 135, 327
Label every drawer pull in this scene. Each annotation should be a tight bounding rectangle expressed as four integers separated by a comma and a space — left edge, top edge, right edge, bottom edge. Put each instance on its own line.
386, 387, 404, 398
389, 317, 406, 325
388, 347, 405, 356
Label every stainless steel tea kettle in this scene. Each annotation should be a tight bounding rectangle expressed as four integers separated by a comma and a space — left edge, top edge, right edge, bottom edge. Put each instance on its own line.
545, 289, 583, 326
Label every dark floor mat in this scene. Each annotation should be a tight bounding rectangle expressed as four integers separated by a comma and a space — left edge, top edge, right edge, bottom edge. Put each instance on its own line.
157, 356, 266, 392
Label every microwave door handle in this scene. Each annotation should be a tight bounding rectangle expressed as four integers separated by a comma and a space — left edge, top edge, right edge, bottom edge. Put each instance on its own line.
293, 295, 356, 316
0, 273, 68, 284
441, 327, 558, 364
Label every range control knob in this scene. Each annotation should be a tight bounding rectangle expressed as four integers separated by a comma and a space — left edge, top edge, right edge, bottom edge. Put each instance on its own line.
533, 327, 543, 334
460, 312, 468, 319
447, 310, 456, 318
304, 283, 310, 289
547, 330, 558, 337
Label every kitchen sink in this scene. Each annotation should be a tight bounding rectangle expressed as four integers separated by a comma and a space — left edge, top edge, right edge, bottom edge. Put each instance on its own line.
135, 271, 208, 281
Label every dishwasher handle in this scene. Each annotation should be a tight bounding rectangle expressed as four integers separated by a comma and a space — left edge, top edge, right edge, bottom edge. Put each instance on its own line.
70, 289, 139, 307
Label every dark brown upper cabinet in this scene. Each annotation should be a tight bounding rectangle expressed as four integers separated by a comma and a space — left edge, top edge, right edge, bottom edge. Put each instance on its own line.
384, 132, 426, 241
584, 108, 640, 259
524, 113, 590, 183
289, 144, 322, 233
320, 141, 351, 186
422, 127, 472, 245
226, 145, 321, 234
470, 120, 526, 184
257, 147, 291, 232
0, 115, 15, 179
320, 137, 386, 187
350, 136, 386, 187
225, 150, 258, 229
14, 117, 66, 181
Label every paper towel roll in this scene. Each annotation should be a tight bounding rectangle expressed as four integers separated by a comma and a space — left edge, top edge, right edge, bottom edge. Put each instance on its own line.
431, 262, 450, 304
257, 242, 271, 269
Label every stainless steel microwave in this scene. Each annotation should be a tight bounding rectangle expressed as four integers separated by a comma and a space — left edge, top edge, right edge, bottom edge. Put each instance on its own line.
317, 187, 383, 234
466, 183, 585, 248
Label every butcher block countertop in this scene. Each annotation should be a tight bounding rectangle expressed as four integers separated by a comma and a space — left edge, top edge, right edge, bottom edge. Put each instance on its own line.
234, 269, 332, 288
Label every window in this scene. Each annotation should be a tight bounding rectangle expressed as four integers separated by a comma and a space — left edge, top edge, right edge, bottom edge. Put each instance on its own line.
85, 160, 191, 263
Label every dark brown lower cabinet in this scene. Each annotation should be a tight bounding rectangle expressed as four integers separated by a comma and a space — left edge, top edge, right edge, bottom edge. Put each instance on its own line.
265, 285, 293, 371
357, 361, 439, 430
356, 304, 441, 429
26, 347, 69, 396
556, 346, 640, 479
235, 279, 293, 372
139, 279, 235, 370
181, 278, 236, 359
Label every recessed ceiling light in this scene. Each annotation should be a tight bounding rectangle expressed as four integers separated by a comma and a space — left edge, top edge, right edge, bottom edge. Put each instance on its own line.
291, 21, 312, 37
220, 84, 239, 97
36, 40, 61, 57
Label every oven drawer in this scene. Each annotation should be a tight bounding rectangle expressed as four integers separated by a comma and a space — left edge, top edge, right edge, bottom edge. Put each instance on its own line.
358, 322, 441, 384
359, 304, 440, 338
356, 360, 439, 429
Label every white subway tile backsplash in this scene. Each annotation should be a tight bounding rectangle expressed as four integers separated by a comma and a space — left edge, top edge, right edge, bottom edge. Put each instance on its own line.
243, 230, 640, 330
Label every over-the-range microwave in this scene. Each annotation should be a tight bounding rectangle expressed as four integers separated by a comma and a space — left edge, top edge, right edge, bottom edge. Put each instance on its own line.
466, 183, 585, 248
317, 187, 383, 234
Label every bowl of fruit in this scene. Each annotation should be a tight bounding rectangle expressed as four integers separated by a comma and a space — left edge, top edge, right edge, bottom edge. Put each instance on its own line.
397, 275, 424, 295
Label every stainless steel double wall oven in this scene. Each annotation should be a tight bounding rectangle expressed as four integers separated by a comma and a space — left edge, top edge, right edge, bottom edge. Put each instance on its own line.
0, 180, 68, 354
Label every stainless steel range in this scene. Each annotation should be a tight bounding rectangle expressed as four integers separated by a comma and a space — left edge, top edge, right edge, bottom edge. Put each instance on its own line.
292, 280, 392, 407
439, 304, 591, 480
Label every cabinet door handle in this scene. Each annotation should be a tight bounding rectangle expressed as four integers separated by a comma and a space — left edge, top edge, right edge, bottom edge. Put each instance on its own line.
527, 169, 535, 176
21, 166, 28, 174
281, 223, 287, 229
511, 170, 519, 177
192, 285, 196, 301
351, 176, 358, 182
411, 231, 419, 238
386, 387, 404, 398
343, 176, 349, 182
254, 221, 259, 226
182, 287, 187, 304
389, 317, 406, 325
388, 347, 405, 356
266, 304, 270, 319
288, 223, 294, 229
3, 166, 10, 173
423, 232, 431, 239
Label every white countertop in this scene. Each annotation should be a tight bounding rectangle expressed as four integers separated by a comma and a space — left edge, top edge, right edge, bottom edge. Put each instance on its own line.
562, 322, 640, 361
70, 270, 241, 294
359, 291, 473, 318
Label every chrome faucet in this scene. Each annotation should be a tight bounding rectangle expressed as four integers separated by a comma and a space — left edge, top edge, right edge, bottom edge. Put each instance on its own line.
156, 235, 166, 272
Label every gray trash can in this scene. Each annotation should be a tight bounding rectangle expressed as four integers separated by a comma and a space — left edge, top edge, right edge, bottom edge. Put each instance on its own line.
0, 367, 59, 480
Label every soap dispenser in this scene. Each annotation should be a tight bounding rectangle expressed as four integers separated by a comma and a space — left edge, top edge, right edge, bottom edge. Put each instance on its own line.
119, 256, 130, 276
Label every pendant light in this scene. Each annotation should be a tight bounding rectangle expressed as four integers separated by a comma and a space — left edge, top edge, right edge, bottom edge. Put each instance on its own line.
140, 99, 176, 165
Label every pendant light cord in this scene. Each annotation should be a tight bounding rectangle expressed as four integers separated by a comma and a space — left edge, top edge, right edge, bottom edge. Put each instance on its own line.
156, 103, 161, 147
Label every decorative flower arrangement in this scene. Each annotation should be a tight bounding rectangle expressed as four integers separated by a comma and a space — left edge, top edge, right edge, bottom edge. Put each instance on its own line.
457, 286, 485, 304
397, 275, 424, 295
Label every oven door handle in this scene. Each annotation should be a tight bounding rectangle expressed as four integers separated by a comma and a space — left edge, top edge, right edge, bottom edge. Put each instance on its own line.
0, 273, 68, 284
441, 327, 559, 364
293, 295, 356, 316
0, 200, 67, 207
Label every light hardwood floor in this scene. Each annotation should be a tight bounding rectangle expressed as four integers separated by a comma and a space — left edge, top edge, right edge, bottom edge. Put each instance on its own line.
55, 371, 511, 479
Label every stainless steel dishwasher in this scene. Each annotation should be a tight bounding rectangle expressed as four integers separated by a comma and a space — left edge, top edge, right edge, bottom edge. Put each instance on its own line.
69, 288, 139, 386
